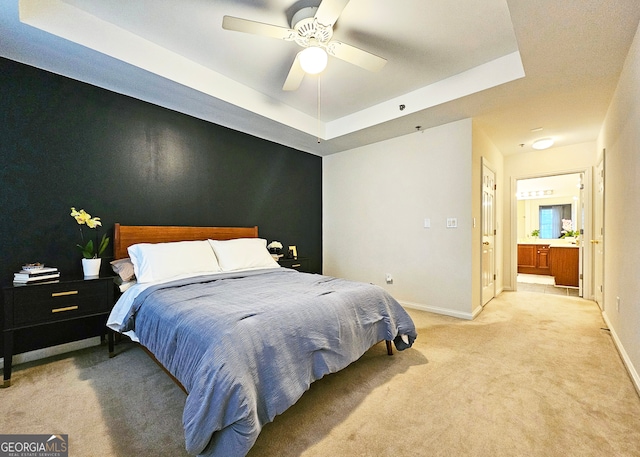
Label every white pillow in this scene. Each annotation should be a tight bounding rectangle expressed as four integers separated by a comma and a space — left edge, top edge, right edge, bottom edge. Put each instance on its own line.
128, 240, 221, 283
208, 238, 280, 271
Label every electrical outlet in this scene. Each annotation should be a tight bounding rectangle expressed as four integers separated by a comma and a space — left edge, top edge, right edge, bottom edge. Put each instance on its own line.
446, 218, 458, 228
385, 273, 393, 284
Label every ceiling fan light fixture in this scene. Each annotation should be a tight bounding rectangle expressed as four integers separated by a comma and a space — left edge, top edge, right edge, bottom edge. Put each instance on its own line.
532, 138, 554, 150
298, 46, 328, 74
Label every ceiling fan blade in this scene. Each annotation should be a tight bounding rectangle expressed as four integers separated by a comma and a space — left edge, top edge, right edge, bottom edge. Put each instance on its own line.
222, 16, 295, 41
283, 54, 305, 91
326, 40, 387, 72
314, 0, 350, 27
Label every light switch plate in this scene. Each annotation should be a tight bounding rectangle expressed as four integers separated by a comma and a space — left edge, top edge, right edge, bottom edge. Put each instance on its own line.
446, 218, 458, 228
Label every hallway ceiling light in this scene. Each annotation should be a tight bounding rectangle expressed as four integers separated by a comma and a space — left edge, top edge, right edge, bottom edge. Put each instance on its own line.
532, 138, 554, 150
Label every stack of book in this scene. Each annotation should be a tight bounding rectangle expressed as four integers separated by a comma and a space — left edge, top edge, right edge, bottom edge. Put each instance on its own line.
13, 266, 60, 284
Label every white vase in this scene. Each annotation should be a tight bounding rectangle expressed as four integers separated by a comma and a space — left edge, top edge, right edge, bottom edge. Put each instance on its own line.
82, 258, 101, 278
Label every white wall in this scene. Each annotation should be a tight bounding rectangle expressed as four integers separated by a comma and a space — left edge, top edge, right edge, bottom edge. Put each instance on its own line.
323, 119, 474, 319
597, 20, 640, 393
503, 142, 597, 290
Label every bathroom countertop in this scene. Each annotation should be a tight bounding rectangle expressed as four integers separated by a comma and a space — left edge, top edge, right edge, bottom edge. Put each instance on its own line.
518, 240, 579, 247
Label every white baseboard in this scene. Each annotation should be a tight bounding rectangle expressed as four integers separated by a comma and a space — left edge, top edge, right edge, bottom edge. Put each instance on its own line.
602, 311, 640, 396
0, 337, 102, 370
401, 300, 475, 320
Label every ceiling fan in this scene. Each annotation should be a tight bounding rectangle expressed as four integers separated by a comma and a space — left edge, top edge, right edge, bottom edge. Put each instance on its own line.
222, 0, 387, 91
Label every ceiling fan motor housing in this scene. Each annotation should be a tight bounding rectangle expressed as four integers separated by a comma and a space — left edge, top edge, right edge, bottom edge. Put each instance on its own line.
291, 7, 333, 47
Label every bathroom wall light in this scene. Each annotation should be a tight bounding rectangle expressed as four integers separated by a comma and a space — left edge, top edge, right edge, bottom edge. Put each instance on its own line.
532, 138, 554, 150
517, 189, 554, 199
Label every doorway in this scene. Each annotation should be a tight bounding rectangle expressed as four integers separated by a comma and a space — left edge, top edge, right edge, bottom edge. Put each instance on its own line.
514, 172, 588, 297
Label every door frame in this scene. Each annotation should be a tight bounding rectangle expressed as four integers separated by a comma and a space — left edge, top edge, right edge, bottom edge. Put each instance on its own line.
593, 153, 605, 309
510, 166, 593, 297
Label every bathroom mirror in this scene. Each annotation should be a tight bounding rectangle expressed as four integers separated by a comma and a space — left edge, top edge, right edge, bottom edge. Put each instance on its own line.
516, 173, 582, 242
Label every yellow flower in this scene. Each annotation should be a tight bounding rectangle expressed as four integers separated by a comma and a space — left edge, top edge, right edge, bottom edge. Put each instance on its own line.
70, 207, 110, 258
70, 207, 102, 228
70, 207, 90, 224
86, 217, 102, 229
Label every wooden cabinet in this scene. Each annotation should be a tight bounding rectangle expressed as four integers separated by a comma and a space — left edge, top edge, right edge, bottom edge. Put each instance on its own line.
518, 244, 580, 287
550, 247, 579, 287
517, 244, 536, 269
3, 276, 114, 387
518, 244, 551, 275
537, 246, 550, 271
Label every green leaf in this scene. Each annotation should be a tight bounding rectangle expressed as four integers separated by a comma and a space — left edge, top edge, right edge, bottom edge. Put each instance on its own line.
77, 240, 94, 259
97, 234, 110, 257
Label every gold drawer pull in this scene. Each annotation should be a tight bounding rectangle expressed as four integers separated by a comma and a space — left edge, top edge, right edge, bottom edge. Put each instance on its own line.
52, 305, 79, 313
292, 264, 301, 268
51, 290, 79, 297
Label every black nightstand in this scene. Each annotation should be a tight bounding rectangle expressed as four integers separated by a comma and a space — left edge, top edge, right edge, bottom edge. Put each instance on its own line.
278, 257, 310, 272
2, 276, 114, 387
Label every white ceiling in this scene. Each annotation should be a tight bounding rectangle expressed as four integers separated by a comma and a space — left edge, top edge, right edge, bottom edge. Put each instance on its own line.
1, 0, 639, 156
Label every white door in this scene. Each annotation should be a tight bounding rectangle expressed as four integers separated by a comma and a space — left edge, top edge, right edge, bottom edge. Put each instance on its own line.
593, 157, 605, 309
482, 161, 496, 305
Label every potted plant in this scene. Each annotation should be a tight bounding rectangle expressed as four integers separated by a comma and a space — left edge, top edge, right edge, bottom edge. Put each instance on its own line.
70, 207, 110, 277
560, 219, 579, 240
531, 229, 540, 238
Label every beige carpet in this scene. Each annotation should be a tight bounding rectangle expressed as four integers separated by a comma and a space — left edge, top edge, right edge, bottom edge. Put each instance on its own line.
2, 291, 639, 456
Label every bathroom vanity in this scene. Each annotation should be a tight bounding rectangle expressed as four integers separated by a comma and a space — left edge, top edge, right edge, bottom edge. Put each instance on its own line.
518, 242, 579, 287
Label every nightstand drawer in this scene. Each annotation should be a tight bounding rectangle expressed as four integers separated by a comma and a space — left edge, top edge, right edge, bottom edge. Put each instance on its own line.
10, 279, 111, 327
278, 257, 310, 272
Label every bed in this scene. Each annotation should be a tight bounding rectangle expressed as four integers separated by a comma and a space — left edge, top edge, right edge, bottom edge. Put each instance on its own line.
106, 224, 417, 457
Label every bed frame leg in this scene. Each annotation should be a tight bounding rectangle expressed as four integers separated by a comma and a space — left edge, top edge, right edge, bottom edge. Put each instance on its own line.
108, 330, 116, 358
386, 340, 393, 355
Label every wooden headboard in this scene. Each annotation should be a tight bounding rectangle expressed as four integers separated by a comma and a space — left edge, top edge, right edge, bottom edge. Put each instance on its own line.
113, 223, 259, 259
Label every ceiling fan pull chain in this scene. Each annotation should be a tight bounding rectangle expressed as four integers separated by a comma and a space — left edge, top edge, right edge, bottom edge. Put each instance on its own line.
317, 76, 322, 144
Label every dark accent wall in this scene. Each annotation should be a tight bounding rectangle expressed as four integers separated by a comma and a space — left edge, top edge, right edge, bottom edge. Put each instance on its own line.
0, 57, 322, 355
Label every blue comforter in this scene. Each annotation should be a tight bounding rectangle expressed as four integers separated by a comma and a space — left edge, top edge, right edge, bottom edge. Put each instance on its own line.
124, 268, 417, 457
